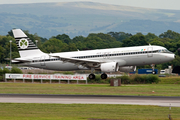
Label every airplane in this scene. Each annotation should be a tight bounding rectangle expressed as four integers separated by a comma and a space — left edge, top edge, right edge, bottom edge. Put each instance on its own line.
12, 29, 175, 79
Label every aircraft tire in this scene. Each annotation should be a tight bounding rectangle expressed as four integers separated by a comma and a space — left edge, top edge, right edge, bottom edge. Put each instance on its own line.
101, 73, 107, 79
89, 74, 95, 79
152, 71, 156, 75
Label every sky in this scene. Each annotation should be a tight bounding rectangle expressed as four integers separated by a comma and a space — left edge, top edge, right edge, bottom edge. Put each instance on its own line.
0, 0, 179, 10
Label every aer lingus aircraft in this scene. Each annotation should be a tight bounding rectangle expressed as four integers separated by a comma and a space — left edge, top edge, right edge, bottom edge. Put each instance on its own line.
12, 29, 175, 79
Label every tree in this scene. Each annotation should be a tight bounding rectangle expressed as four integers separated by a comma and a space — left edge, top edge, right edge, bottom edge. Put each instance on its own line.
41, 38, 68, 53
75, 41, 87, 50
7, 30, 13, 37
85, 33, 122, 49
68, 43, 77, 51
4, 42, 19, 60
145, 33, 158, 42
24, 31, 40, 43
11, 67, 23, 74
53, 34, 71, 44
159, 30, 180, 39
122, 34, 148, 47
3, 68, 10, 74
40, 37, 48, 43
0, 35, 18, 63
150, 39, 164, 46
0, 46, 5, 63
84, 36, 103, 49
164, 41, 177, 53
72, 36, 84, 43
122, 38, 134, 47
107, 32, 132, 42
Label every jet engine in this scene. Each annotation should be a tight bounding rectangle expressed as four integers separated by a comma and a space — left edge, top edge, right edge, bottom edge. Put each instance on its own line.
100, 62, 119, 72
119, 66, 136, 72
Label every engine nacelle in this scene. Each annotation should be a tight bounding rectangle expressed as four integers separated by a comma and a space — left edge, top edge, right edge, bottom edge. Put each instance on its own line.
119, 66, 136, 72
100, 62, 119, 72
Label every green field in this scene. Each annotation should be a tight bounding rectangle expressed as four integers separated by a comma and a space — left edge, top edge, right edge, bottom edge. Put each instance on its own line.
159, 76, 180, 84
0, 103, 180, 120
0, 82, 180, 120
0, 83, 180, 96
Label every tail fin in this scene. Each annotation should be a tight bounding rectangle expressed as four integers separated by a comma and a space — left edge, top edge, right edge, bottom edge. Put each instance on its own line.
12, 29, 45, 58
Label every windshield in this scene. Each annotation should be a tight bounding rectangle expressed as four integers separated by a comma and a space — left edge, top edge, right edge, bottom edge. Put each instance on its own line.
158, 49, 172, 53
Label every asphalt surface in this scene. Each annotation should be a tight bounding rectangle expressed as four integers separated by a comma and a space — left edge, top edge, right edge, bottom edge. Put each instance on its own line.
0, 94, 180, 107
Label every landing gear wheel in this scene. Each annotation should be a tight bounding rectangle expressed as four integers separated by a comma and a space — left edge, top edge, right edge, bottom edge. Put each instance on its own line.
101, 73, 107, 79
151, 64, 156, 75
89, 74, 95, 79
152, 71, 156, 75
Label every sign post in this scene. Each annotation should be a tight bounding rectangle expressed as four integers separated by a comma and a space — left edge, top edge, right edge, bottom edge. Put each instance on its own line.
5, 74, 87, 84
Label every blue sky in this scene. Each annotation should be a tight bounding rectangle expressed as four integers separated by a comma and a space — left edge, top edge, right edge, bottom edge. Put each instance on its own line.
0, 0, 179, 10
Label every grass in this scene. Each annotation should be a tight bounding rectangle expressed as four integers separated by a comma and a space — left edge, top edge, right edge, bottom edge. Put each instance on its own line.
0, 103, 180, 120
159, 76, 180, 84
0, 81, 180, 120
0, 83, 180, 96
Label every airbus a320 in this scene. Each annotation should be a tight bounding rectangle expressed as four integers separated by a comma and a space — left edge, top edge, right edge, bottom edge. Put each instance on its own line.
12, 29, 175, 79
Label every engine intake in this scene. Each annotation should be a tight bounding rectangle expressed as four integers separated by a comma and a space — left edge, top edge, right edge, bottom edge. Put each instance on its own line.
100, 62, 119, 72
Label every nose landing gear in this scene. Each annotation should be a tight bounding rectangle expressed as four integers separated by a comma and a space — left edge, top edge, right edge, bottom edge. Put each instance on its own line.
151, 64, 156, 74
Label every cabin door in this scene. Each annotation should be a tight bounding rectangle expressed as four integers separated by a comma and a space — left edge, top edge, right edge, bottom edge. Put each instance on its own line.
147, 47, 153, 57
40, 56, 46, 66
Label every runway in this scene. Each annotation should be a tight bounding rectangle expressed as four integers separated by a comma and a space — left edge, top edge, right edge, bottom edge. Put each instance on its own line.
0, 94, 180, 107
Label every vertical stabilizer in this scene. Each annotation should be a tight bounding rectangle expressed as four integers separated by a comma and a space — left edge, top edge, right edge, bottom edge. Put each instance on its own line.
12, 29, 45, 58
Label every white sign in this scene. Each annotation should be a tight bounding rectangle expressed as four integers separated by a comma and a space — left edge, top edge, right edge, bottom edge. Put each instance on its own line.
5, 74, 87, 80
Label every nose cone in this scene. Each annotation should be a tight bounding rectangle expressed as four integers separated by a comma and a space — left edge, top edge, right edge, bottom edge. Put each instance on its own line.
163, 53, 175, 63
169, 53, 176, 61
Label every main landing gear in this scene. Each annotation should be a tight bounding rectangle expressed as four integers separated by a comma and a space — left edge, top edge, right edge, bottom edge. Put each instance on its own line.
88, 68, 108, 80
89, 73, 95, 79
88, 73, 108, 80
101, 73, 107, 79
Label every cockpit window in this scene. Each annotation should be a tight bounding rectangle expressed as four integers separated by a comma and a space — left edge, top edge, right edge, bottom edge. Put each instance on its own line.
158, 49, 172, 53
158, 50, 162, 53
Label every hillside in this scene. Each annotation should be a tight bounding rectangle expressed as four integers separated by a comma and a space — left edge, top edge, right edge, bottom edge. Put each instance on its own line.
0, 2, 180, 38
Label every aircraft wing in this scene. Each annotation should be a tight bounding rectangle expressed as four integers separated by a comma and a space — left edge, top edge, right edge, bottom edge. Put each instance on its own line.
12, 58, 32, 63
52, 56, 105, 68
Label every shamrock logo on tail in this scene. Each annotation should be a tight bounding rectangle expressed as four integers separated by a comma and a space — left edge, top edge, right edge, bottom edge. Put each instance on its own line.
19, 39, 29, 49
